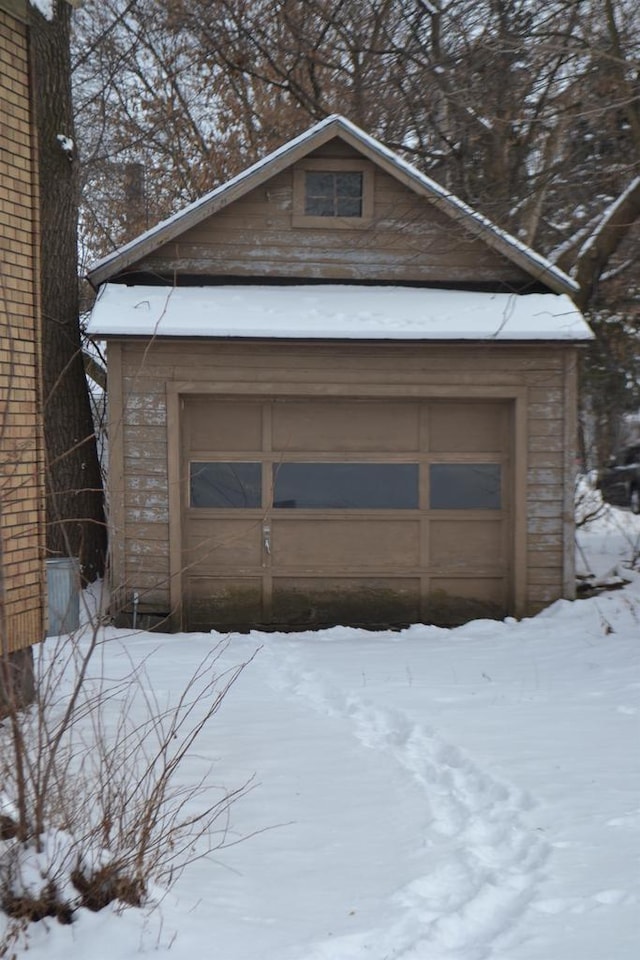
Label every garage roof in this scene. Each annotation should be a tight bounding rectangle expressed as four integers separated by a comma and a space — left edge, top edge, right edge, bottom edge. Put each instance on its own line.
87, 284, 593, 342
86, 116, 578, 297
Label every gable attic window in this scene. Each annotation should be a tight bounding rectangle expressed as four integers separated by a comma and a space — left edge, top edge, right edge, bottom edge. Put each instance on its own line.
292, 159, 373, 229
305, 172, 363, 217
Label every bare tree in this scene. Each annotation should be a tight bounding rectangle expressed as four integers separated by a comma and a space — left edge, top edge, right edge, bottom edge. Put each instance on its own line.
71, 0, 640, 464
74, 1, 639, 283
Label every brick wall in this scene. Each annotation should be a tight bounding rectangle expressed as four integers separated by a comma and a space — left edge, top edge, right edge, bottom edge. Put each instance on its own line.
0, 8, 46, 652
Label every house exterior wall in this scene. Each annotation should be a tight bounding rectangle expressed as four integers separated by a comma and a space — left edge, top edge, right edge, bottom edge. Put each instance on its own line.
131, 141, 534, 288
0, 2, 46, 655
107, 338, 577, 628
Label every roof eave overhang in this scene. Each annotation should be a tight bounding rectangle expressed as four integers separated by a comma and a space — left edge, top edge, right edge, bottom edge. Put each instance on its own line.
88, 332, 595, 345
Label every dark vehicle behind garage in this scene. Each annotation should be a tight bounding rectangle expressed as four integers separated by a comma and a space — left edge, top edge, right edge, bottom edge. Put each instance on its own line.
597, 444, 640, 513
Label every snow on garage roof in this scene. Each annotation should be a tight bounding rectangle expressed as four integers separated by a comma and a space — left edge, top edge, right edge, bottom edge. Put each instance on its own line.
86, 284, 593, 342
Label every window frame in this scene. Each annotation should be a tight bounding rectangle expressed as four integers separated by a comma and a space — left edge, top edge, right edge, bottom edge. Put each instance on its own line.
292, 159, 374, 229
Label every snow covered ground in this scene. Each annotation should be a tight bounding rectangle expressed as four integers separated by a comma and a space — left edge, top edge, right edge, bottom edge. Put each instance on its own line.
3, 501, 639, 959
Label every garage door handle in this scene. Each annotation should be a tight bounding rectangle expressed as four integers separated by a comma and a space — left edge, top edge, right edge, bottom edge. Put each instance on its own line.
263, 524, 271, 556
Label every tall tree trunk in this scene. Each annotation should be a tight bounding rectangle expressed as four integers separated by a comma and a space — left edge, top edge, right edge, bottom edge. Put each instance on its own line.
30, 1, 106, 582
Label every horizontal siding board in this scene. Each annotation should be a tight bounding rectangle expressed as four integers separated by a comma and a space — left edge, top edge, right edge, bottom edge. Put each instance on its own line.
527, 484, 564, 501
528, 549, 563, 565
528, 533, 564, 549
118, 582, 169, 606
123, 425, 166, 448
527, 418, 563, 437
124, 392, 168, 411
125, 475, 168, 494
529, 567, 563, 584
123, 571, 170, 589
126, 537, 169, 557
529, 584, 563, 603
529, 400, 564, 419
123, 405, 167, 426
184, 209, 499, 241
125, 365, 550, 386
126, 522, 170, 542
527, 501, 563, 519
529, 434, 565, 452
528, 451, 564, 469
528, 386, 564, 403
124, 489, 169, 509
122, 344, 564, 373
126, 505, 170, 523
139, 255, 524, 285
528, 468, 563, 484
164, 232, 506, 267
122, 440, 167, 461
122, 376, 166, 395
527, 517, 561, 534
127, 555, 170, 574
124, 456, 169, 476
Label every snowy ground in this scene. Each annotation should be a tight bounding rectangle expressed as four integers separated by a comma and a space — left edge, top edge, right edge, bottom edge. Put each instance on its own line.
3, 501, 640, 959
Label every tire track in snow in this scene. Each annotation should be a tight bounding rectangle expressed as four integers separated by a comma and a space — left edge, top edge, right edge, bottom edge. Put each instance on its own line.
266, 647, 549, 960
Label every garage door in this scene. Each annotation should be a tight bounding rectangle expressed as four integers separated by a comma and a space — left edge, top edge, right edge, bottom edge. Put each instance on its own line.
181, 397, 512, 630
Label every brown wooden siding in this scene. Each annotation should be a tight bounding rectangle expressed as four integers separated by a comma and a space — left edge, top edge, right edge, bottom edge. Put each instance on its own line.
132, 141, 532, 287
0, 9, 46, 651
109, 339, 576, 624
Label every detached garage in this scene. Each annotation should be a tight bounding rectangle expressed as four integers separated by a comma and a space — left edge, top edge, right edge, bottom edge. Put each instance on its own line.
87, 116, 593, 631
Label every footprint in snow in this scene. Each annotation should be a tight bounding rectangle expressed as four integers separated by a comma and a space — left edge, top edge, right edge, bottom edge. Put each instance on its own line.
268, 648, 549, 959
534, 888, 635, 915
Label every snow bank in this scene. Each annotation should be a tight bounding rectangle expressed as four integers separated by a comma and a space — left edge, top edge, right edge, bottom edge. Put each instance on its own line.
2, 506, 637, 960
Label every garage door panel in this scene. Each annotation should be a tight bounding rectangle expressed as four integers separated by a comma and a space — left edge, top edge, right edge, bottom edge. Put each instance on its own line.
430, 519, 505, 569
181, 396, 513, 629
272, 400, 419, 452
184, 518, 262, 569
186, 577, 263, 629
272, 518, 420, 568
272, 577, 421, 626
429, 403, 508, 452
185, 398, 263, 452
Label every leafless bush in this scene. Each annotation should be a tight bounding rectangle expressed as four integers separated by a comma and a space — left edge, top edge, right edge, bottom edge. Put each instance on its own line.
574, 473, 608, 529
0, 622, 255, 934
575, 473, 640, 579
